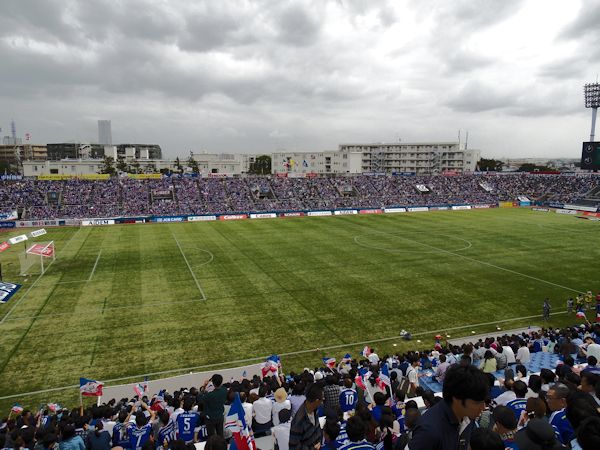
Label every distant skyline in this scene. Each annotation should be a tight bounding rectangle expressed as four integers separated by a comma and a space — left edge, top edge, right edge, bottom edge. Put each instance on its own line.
1, 0, 599, 159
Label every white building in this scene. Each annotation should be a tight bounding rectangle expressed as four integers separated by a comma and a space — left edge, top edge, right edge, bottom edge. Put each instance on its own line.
22, 152, 260, 177
98, 120, 112, 145
190, 152, 260, 175
339, 142, 480, 174
271, 150, 363, 175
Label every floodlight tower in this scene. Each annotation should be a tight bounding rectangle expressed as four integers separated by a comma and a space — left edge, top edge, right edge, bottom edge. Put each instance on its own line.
584, 82, 600, 141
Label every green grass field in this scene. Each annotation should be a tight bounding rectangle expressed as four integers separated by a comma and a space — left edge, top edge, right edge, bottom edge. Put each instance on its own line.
0, 208, 598, 411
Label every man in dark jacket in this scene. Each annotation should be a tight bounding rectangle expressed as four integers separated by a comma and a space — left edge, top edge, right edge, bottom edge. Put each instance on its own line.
409, 364, 489, 450
289, 383, 324, 450
198, 374, 228, 437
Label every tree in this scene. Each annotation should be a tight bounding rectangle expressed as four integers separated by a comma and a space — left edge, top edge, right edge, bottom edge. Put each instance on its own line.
518, 163, 552, 172
175, 157, 183, 173
99, 156, 116, 175
116, 156, 129, 173
187, 156, 199, 174
477, 158, 504, 172
0, 161, 14, 174
248, 155, 272, 175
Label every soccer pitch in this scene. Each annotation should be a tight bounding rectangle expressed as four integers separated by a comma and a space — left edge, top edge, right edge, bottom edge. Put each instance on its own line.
0, 208, 598, 409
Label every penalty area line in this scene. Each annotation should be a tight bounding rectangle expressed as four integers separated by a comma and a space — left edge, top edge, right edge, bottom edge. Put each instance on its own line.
0, 227, 83, 326
88, 250, 102, 282
171, 232, 207, 301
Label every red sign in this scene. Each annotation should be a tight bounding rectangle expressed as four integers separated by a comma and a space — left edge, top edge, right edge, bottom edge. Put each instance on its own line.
583, 212, 600, 218
0, 242, 9, 253
276, 173, 288, 178
359, 209, 383, 214
26, 244, 54, 257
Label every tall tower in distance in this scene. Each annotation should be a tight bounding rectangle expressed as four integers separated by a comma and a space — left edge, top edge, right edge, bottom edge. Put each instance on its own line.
98, 120, 112, 145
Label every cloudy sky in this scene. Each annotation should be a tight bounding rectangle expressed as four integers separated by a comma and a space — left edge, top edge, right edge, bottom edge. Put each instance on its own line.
1, 0, 599, 159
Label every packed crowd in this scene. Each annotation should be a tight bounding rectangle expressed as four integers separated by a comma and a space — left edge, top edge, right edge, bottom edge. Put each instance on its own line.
0, 174, 598, 220
4, 314, 600, 450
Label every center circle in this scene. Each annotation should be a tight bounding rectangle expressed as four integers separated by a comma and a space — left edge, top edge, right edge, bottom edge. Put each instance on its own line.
353, 231, 472, 253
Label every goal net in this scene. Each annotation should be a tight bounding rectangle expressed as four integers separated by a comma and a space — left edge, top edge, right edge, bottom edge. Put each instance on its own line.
19, 241, 56, 276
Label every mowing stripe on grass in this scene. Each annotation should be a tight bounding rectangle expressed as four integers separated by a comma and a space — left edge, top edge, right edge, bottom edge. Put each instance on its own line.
88, 249, 103, 281
0, 228, 83, 326
348, 220, 584, 295
0, 310, 568, 401
171, 231, 207, 301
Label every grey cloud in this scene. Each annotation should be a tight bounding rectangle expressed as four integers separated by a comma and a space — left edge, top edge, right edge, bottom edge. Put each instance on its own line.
559, 0, 600, 40
446, 80, 581, 117
275, 2, 323, 47
538, 56, 587, 80
445, 80, 516, 113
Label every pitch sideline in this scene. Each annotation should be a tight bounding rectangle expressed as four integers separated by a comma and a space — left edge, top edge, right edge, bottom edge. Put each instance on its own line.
0, 309, 569, 401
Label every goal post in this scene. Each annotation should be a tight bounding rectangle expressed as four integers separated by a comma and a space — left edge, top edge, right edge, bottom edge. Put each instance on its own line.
19, 241, 56, 276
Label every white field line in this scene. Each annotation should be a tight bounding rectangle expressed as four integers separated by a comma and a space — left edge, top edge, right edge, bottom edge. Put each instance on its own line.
88, 250, 103, 282
354, 231, 584, 294
0, 310, 568, 401
0, 228, 83, 325
171, 232, 207, 301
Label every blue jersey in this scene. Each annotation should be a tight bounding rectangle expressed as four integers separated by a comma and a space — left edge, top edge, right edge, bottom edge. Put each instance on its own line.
157, 420, 177, 448
549, 409, 575, 445
391, 401, 405, 432
176, 411, 200, 443
113, 422, 130, 448
505, 398, 528, 420
128, 422, 153, 450
339, 389, 358, 412
338, 439, 375, 450
335, 421, 348, 448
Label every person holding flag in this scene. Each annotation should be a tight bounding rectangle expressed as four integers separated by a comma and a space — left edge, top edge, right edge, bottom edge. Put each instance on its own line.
376, 364, 391, 397
133, 380, 148, 399
323, 357, 337, 371
224, 392, 256, 450
338, 353, 352, 374
79, 378, 104, 397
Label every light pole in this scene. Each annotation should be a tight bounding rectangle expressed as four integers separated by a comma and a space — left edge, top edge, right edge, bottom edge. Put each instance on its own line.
584, 83, 600, 141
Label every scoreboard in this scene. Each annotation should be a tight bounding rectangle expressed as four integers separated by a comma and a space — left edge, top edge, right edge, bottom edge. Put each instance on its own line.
581, 142, 600, 170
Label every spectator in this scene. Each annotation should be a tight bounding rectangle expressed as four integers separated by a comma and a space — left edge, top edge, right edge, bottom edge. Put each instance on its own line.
86, 421, 111, 450
409, 364, 488, 450
339, 416, 374, 450
271, 408, 292, 450
516, 341, 531, 365
492, 406, 518, 449
198, 374, 227, 437
272, 388, 291, 426
252, 385, 273, 436
546, 383, 575, 445
289, 383, 324, 450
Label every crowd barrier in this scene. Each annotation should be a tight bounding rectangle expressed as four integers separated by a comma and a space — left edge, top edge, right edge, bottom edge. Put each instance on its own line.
99, 362, 263, 405
2, 201, 598, 231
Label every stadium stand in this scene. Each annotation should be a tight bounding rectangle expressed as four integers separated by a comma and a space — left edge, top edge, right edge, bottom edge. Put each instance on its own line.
3, 317, 600, 450
1, 173, 598, 220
